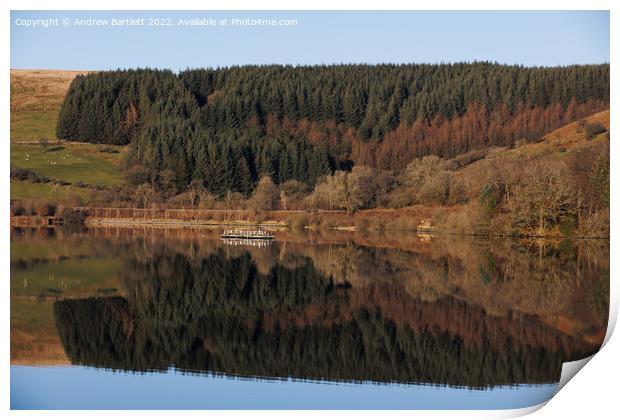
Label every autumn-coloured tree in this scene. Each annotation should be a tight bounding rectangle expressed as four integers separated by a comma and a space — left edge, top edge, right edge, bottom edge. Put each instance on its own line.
134, 184, 155, 209
511, 162, 578, 234
250, 176, 280, 211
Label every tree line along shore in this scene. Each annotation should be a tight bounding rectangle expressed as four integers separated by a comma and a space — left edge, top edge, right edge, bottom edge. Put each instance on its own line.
10, 63, 610, 238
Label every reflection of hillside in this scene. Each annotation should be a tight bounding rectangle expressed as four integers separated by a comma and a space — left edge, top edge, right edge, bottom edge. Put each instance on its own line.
55, 296, 571, 388
264, 282, 597, 356
54, 249, 601, 388
91, 228, 606, 343
11, 297, 71, 366
292, 240, 609, 340
10, 229, 126, 366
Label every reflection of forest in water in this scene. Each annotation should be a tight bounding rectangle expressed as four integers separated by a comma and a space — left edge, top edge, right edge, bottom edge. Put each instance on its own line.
11, 228, 609, 388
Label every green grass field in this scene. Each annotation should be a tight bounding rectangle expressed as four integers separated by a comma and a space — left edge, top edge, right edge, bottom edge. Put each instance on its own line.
11, 143, 125, 187
10, 180, 97, 203
11, 300, 57, 333
10, 109, 60, 142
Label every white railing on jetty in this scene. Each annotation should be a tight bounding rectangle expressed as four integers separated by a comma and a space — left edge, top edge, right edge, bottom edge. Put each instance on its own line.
220, 229, 275, 240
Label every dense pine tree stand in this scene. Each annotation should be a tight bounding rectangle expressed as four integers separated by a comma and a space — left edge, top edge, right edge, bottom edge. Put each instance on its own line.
56, 63, 609, 196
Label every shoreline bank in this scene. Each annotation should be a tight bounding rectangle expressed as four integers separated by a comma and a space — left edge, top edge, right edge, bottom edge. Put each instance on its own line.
9, 214, 609, 241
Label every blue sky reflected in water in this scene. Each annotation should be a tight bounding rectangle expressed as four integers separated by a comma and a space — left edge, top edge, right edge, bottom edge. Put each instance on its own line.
11, 365, 557, 410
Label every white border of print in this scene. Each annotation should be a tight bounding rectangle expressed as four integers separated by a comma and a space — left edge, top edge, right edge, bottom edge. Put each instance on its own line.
2, 1, 617, 419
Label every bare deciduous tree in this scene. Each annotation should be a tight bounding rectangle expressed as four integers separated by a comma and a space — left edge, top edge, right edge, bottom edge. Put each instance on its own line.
306, 166, 377, 213
511, 161, 577, 234
416, 170, 466, 206
404, 155, 442, 189
187, 179, 205, 207
250, 176, 280, 211
134, 183, 155, 208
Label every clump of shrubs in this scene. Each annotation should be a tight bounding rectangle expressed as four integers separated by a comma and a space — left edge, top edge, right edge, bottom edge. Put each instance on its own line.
10, 199, 57, 217
99, 146, 119, 154
385, 191, 414, 209
60, 208, 86, 227
35, 202, 57, 217
584, 123, 607, 140
10, 201, 25, 216
11, 200, 88, 227
10, 167, 50, 183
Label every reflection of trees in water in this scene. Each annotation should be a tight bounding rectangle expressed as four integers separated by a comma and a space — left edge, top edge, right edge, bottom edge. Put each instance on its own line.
16, 229, 609, 334
295, 239, 609, 329
53, 247, 603, 388
20, 226, 605, 327
54, 299, 574, 388
122, 251, 342, 323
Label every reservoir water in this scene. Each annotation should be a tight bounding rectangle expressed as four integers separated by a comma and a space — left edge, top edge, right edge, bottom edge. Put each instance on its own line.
10, 227, 609, 409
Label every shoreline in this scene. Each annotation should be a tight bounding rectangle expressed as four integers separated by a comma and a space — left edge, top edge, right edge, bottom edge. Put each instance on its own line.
9, 215, 609, 241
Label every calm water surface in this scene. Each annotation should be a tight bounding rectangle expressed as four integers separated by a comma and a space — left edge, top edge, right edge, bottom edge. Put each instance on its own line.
10, 227, 609, 409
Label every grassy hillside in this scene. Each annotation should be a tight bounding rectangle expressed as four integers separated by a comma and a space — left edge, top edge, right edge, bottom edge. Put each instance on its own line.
11, 143, 125, 186
10, 69, 126, 202
10, 69, 91, 142
10, 142, 126, 202
456, 109, 610, 197
427, 109, 610, 236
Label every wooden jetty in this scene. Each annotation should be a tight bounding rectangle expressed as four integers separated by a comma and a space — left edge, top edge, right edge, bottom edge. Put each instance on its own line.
220, 229, 275, 240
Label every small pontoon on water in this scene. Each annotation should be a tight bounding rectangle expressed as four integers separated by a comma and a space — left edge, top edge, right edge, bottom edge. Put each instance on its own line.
220, 229, 275, 240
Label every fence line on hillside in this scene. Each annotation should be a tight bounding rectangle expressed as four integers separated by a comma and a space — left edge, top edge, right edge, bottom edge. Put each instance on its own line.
73, 207, 346, 221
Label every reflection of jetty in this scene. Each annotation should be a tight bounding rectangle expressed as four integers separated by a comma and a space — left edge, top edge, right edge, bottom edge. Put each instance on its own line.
221, 237, 273, 248
221, 229, 275, 240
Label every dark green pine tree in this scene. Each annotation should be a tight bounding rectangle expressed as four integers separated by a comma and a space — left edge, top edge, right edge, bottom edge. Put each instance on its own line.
234, 155, 254, 197
56, 92, 81, 140
384, 96, 400, 131
308, 147, 333, 185
192, 142, 209, 182
278, 147, 293, 184
204, 143, 228, 196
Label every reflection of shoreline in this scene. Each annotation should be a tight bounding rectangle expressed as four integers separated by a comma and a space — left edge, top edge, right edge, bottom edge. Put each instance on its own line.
65, 224, 610, 255
11, 361, 71, 367
10, 228, 609, 375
